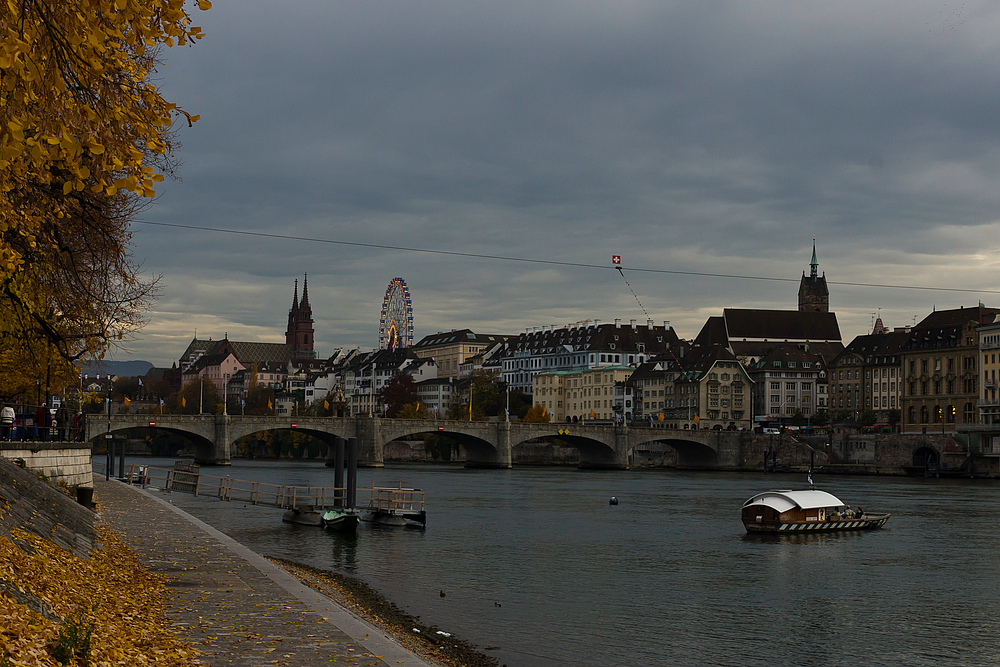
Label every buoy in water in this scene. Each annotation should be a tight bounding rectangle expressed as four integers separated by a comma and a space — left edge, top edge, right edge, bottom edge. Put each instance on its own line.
609, 496, 619, 506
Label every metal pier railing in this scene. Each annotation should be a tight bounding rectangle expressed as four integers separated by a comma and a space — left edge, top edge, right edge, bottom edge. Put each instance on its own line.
124, 464, 425, 515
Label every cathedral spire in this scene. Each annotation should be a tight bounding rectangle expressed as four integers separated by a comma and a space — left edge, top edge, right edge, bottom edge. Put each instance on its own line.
300, 274, 311, 310
285, 275, 316, 360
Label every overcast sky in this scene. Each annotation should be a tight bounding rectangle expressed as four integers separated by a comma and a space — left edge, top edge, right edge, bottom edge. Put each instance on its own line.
118, 0, 1000, 367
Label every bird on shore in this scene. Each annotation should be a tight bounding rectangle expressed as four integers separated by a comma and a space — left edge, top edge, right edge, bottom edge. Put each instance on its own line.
440, 590, 446, 597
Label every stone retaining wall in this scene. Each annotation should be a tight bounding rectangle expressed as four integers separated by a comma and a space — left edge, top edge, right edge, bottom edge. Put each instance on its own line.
0, 442, 93, 488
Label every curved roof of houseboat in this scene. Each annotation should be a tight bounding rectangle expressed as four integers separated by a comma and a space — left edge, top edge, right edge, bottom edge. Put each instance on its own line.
742, 489, 845, 512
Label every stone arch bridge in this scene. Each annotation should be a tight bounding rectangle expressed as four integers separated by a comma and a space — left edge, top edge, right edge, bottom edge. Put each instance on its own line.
86, 415, 748, 470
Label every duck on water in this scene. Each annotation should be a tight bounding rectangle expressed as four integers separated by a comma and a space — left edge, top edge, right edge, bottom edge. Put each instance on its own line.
741, 488, 891, 533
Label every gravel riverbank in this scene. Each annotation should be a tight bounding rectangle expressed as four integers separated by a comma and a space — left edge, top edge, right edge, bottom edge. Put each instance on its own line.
273, 559, 500, 667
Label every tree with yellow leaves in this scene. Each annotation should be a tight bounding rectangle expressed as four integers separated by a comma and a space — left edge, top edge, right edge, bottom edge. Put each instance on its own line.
0, 0, 210, 397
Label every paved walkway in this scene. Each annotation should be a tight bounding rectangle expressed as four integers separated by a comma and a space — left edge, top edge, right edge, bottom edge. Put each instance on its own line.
94, 478, 431, 667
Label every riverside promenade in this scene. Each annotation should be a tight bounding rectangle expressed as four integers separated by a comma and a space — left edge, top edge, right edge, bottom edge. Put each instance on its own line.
95, 478, 432, 667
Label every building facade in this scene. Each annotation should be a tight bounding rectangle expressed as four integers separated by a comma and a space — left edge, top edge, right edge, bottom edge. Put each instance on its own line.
411, 330, 509, 380
532, 365, 633, 422
749, 345, 827, 424
628, 346, 752, 430
979, 316, 1000, 424
901, 306, 1000, 433
503, 320, 685, 396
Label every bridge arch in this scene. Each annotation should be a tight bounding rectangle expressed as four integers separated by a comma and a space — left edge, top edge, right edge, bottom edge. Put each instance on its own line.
380, 424, 501, 468
655, 437, 720, 468
510, 432, 620, 469
94, 424, 217, 463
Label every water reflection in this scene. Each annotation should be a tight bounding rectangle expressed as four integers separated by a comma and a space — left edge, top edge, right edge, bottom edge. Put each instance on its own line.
108, 458, 1000, 667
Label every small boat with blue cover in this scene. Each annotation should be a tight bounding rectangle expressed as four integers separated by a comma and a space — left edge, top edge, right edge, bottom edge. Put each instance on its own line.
741, 489, 890, 533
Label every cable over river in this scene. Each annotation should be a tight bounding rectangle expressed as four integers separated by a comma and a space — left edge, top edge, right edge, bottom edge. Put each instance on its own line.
110, 458, 1000, 666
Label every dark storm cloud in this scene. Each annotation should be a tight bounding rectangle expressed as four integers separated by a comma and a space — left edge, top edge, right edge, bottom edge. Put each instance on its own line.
119, 1, 1000, 364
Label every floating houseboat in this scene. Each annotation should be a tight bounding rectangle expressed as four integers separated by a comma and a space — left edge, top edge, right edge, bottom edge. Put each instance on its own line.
741, 489, 890, 533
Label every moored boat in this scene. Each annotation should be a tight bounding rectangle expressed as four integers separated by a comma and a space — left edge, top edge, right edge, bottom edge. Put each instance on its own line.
281, 506, 324, 526
741, 489, 890, 533
322, 508, 360, 534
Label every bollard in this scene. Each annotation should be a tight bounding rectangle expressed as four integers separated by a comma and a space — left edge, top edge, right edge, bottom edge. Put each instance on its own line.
346, 436, 358, 508
334, 436, 345, 508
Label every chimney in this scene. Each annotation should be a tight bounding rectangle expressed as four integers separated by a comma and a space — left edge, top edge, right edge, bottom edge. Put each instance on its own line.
630, 319, 636, 329
664, 321, 670, 329
647, 319, 653, 330
615, 319, 621, 328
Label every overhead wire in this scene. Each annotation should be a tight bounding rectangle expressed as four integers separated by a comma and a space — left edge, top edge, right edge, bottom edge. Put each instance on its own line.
133, 219, 1000, 295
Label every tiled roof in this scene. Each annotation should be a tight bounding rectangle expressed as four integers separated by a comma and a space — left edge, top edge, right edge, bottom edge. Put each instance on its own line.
413, 330, 511, 348
837, 330, 910, 366
752, 343, 826, 370
723, 309, 841, 341
223, 341, 292, 364
903, 306, 1000, 351
509, 322, 683, 355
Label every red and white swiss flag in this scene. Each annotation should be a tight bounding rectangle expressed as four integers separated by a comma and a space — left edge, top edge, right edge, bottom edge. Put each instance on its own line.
612, 255, 621, 265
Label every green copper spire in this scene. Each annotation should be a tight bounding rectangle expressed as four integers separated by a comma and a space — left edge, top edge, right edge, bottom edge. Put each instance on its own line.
810, 237, 818, 279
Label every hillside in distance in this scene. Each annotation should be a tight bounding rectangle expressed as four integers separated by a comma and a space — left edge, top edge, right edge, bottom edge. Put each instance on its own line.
81, 360, 153, 378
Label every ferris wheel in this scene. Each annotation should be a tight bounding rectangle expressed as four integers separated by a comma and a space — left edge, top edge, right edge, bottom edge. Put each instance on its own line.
379, 277, 414, 350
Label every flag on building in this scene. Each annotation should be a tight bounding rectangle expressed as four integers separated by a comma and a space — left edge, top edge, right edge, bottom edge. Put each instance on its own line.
612, 254, 621, 265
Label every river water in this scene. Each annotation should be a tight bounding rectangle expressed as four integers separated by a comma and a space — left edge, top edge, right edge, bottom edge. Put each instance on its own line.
105, 459, 1000, 666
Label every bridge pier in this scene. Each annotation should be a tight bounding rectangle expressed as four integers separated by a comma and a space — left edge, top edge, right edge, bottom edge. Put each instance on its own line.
202, 415, 232, 466
356, 417, 385, 468
463, 420, 512, 468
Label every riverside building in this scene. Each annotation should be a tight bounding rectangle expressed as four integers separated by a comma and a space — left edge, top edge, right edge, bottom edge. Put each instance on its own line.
901, 305, 1000, 432
980, 315, 1000, 425
532, 365, 634, 422
503, 320, 686, 397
